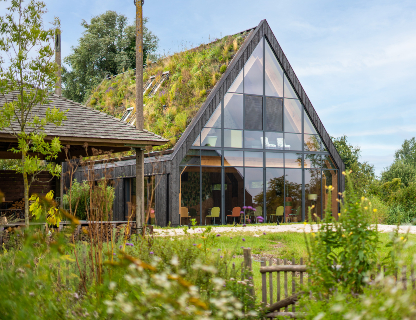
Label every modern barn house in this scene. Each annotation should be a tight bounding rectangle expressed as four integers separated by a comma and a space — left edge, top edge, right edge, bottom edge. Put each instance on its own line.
71, 20, 345, 227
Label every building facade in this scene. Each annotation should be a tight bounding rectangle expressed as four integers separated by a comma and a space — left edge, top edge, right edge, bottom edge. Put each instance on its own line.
71, 20, 345, 226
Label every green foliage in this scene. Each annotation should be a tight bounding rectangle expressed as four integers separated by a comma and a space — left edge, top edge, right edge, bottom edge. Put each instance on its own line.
381, 160, 416, 187
305, 172, 380, 295
62, 179, 115, 220
86, 33, 249, 150
0, 0, 67, 225
62, 11, 158, 103
331, 135, 375, 195
395, 137, 416, 165
219, 64, 227, 73
0, 159, 20, 170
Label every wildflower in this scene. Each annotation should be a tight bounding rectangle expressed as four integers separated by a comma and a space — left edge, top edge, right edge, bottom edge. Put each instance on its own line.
312, 232, 315, 237
193, 243, 196, 246
241, 246, 244, 249
243, 224, 246, 227
400, 237, 404, 241
249, 276, 252, 280
119, 245, 122, 249
218, 249, 221, 251
361, 196, 365, 201
349, 232, 353, 235
220, 256, 223, 258
29, 292, 34, 296
113, 253, 116, 256
304, 222, 307, 225
263, 232, 266, 235
342, 171, 346, 175
150, 252, 154, 254
216, 234, 220, 237
242, 206, 248, 209
364, 207, 368, 210
242, 238, 246, 241
230, 237, 233, 239
373, 209, 377, 213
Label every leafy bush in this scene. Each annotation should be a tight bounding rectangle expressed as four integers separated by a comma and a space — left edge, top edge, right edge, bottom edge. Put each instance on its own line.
62, 179, 114, 220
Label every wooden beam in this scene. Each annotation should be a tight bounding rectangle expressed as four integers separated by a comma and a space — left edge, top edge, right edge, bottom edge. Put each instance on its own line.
267, 292, 304, 313
260, 265, 307, 273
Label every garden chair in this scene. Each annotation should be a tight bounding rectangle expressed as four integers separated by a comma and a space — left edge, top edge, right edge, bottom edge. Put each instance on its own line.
271, 206, 284, 223
180, 207, 189, 225
227, 207, 241, 224
255, 206, 263, 223
205, 207, 220, 225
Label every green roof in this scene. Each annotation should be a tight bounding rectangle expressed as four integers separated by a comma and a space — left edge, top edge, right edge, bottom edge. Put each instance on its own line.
86, 31, 252, 150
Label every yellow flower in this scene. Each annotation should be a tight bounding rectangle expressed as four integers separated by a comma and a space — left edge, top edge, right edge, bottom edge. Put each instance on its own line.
349, 232, 353, 235
304, 222, 307, 225
342, 171, 346, 175
400, 237, 404, 241
373, 209, 377, 213
364, 207, 368, 210
312, 233, 315, 237
338, 213, 341, 216
361, 196, 365, 201
342, 234, 346, 237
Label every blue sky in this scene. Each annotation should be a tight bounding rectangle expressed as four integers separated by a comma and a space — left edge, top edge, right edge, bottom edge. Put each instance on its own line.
3, 0, 416, 175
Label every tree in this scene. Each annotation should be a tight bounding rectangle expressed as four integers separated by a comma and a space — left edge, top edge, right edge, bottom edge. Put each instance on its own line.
62, 11, 159, 103
395, 137, 416, 165
0, 0, 67, 226
381, 160, 416, 187
331, 135, 375, 195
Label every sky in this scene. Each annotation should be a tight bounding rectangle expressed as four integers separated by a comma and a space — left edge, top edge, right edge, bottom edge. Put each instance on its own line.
2, 0, 416, 175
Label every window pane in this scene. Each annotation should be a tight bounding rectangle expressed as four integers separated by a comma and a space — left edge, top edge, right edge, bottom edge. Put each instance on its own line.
284, 99, 302, 133
201, 127, 221, 147
180, 149, 201, 166
205, 102, 221, 128
244, 40, 264, 95
245, 95, 263, 130
201, 167, 222, 225
304, 110, 318, 134
265, 41, 284, 97
245, 168, 264, 221
265, 97, 283, 132
285, 133, 302, 151
224, 93, 243, 129
224, 151, 243, 167
180, 166, 201, 225
244, 131, 263, 149
284, 74, 298, 99
224, 129, 243, 148
285, 168, 302, 222
266, 152, 284, 167
322, 154, 336, 170
286, 153, 302, 168
225, 167, 244, 223
228, 69, 243, 93
245, 151, 263, 167
201, 149, 222, 166
323, 169, 339, 219
265, 132, 284, 150
304, 134, 322, 151
305, 169, 322, 221
192, 134, 201, 147
266, 168, 284, 222
304, 153, 322, 169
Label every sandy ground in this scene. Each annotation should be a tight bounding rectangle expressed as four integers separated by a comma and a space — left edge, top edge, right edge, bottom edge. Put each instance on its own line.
153, 224, 416, 237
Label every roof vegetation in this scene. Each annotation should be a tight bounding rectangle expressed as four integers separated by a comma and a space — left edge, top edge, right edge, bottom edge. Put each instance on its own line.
86, 31, 251, 150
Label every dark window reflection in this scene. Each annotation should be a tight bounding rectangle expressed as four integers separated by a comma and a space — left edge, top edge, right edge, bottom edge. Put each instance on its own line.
265, 97, 283, 132
305, 169, 322, 221
180, 166, 201, 225
285, 169, 302, 223
245, 167, 264, 222
225, 167, 244, 224
265, 168, 284, 222
201, 167, 222, 225
245, 95, 263, 130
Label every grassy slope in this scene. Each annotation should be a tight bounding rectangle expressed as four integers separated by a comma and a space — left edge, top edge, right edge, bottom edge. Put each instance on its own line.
86, 32, 250, 150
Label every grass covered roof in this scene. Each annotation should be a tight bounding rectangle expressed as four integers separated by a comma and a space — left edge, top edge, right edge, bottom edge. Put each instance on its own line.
86, 30, 252, 150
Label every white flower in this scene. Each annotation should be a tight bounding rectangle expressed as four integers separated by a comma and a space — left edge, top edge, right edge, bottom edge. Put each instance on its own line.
109, 281, 116, 290
171, 255, 179, 266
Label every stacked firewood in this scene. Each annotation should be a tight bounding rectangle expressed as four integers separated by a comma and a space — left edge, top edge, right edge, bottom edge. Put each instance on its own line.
9, 199, 24, 210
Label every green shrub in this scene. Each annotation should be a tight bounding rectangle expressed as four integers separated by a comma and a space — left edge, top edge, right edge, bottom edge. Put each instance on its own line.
219, 64, 227, 73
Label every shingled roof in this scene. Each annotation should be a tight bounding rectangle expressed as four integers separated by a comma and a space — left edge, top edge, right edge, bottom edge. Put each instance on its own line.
0, 91, 168, 160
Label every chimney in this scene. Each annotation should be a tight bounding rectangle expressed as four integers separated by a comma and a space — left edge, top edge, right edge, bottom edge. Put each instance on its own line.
55, 29, 62, 96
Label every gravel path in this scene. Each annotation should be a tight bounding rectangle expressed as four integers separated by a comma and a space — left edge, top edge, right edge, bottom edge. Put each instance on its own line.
154, 224, 416, 237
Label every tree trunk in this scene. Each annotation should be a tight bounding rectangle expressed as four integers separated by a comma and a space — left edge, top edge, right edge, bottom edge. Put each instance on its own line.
22, 152, 30, 227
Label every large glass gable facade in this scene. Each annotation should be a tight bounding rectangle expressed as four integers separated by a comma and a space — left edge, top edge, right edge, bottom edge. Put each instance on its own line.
181, 37, 339, 225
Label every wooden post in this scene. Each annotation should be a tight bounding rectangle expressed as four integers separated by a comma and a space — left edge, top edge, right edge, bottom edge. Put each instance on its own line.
292, 257, 296, 312
243, 248, 255, 300
284, 258, 288, 312
55, 29, 61, 96
269, 258, 273, 305
276, 258, 281, 304
261, 257, 267, 305
135, 0, 145, 235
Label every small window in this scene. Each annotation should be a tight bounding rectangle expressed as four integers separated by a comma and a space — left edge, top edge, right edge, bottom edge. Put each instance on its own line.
245, 95, 263, 130
265, 97, 283, 132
